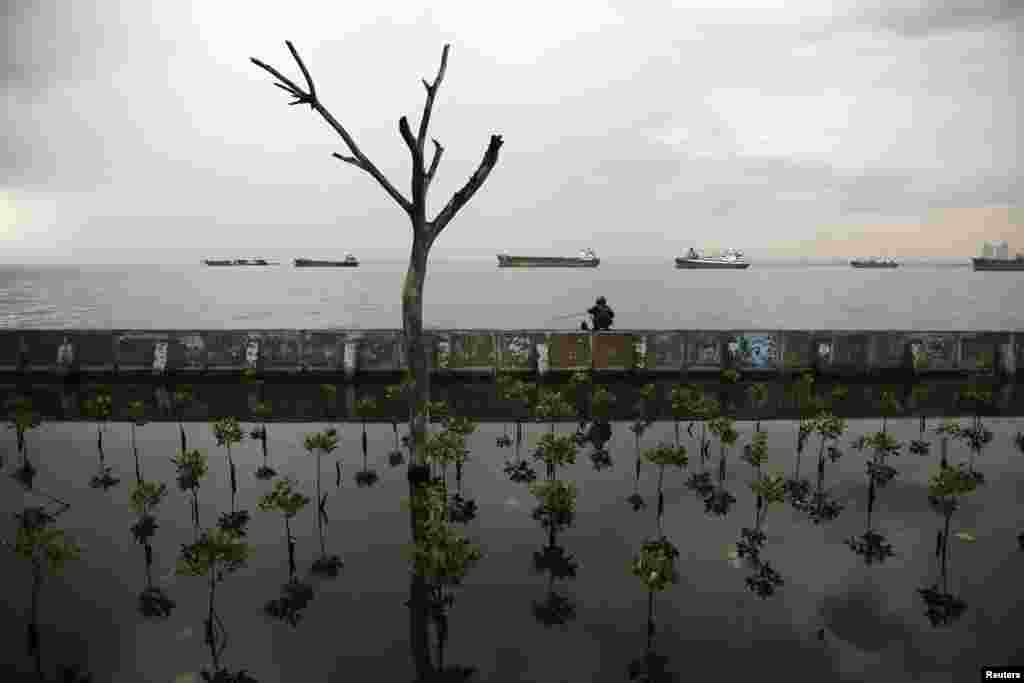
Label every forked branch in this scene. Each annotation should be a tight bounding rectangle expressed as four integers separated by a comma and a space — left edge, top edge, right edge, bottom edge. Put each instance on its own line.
430, 134, 504, 238
251, 41, 412, 213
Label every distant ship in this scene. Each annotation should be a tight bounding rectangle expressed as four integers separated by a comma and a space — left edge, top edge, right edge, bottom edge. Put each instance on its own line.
202, 258, 278, 266
675, 248, 750, 269
973, 240, 1024, 271
851, 257, 899, 268
497, 248, 599, 268
294, 253, 359, 267
972, 255, 1024, 271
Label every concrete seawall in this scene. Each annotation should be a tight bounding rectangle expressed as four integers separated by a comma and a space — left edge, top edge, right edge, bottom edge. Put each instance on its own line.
0, 329, 1018, 379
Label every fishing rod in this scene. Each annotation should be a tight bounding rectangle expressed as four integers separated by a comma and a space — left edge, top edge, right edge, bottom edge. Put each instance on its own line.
548, 312, 587, 321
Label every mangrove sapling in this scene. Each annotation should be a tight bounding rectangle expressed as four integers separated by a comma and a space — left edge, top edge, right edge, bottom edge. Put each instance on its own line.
442, 415, 478, 524
353, 397, 380, 488
407, 477, 484, 670
258, 476, 316, 627
626, 384, 657, 510
130, 479, 177, 619
127, 400, 147, 484
383, 380, 411, 467
531, 529, 579, 629
734, 470, 787, 599
250, 401, 276, 481
630, 536, 681, 678
212, 417, 249, 537
529, 476, 580, 629
83, 386, 120, 491
176, 526, 252, 678
703, 416, 738, 516
918, 463, 978, 626
304, 427, 343, 577
534, 387, 575, 437
499, 375, 538, 483
682, 390, 720, 500
877, 389, 901, 435
746, 383, 769, 434
783, 373, 823, 507
3, 506, 82, 681
258, 475, 310, 580
173, 384, 195, 457
845, 431, 902, 564
6, 395, 42, 488
955, 385, 994, 477
798, 412, 847, 525
171, 448, 209, 538
908, 384, 933, 457
582, 385, 615, 471
531, 432, 579, 486
642, 443, 689, 536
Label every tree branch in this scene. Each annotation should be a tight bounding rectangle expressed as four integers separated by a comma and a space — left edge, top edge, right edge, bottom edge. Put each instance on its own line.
399, 116, 420, 164
251, 42, 413, 214
430, 134, 504, 238
416, 45, 450, 155
426, 138, 443, 185
332, 153, 362, 169
285, 40, 316, 102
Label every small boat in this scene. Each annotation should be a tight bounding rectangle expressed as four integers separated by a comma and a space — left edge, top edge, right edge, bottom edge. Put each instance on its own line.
294, 253, 360, 267
675, 248, 750, 269
851, 257, 899, 268
972, 254, 1024, 271
497, 248, 600, 268
202, 258, 278, 266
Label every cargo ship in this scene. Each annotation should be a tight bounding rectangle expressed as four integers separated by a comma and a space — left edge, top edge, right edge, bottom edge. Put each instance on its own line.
293, 253, 359, 267
675, 248, 750, 269
497, 248, 599, 268
202, 258, 278, 266
973, 241, 1024, 271
851, 257, 899, 268
972, 254, 1024, 271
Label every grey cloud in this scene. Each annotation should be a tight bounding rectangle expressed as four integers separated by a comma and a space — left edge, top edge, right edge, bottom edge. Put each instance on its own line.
862, 0, 1024, 37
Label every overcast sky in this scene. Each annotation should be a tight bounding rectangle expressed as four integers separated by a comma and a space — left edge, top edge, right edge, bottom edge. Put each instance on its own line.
1, 0, 1020, 263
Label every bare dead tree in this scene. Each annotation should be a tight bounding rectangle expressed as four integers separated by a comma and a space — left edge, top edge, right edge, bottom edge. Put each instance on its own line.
251, 41, 502, 679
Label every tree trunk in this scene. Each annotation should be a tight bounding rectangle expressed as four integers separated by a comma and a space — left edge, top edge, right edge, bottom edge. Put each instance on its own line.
403, 237, 435, 680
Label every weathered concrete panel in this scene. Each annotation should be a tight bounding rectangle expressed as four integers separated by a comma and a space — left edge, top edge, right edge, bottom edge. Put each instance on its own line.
0, 332, 23, 371
497, 332, 538, 371
68, 332, 116, 371
549, 333, 591, 370
116, 333, 166, 371
687, 331, 722, 369
204, 331, 250, 370
593, 333, 634, 370
831, 333, 869, 369
169, 332, 206, 371
870, 332, 906, 369
21, 331, 71, 372
644, 332, 684, 371
960, 334, 998, 372
436, 332, 496, 370
728, 332, 779, 370
299, 332, 343, 370
779, 331, 814, 370
257, 332, 302, 371
905, 333, 957, 371
357, 334, 402, 372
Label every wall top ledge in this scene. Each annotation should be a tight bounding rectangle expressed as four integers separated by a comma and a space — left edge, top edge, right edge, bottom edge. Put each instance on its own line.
3, 328, 1022, 334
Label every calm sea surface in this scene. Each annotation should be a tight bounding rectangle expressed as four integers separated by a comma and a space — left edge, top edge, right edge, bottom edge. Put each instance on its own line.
1, 261, 1022, 330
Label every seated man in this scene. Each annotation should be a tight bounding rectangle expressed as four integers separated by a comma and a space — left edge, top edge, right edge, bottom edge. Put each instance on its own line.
587, 296, 614, 331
